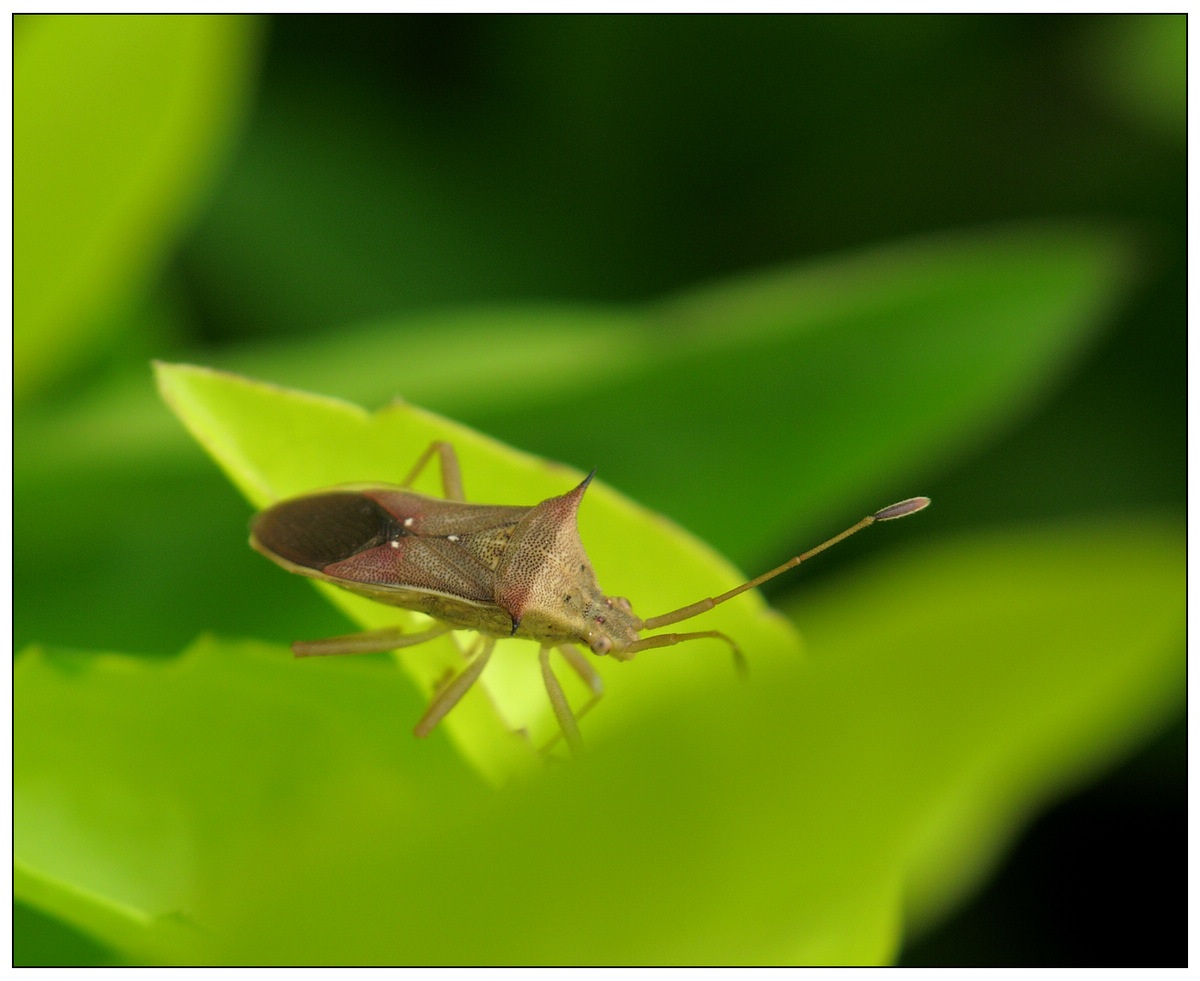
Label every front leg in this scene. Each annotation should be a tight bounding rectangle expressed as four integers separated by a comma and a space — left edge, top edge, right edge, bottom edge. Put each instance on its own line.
624, 629, 748, 678
539, 646, 582, 755
537, 644, 605, 755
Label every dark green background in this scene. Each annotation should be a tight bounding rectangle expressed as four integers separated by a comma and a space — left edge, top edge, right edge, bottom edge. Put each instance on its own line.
16, 14, 1183, 965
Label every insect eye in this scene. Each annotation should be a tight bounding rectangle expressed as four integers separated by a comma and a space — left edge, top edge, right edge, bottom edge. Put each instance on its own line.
612, 596, 633, 613
590, 635, 613, 656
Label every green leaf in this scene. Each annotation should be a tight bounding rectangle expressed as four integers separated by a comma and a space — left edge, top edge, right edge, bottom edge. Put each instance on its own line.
215, 222, 1137, 560
1078, 14, 1185, 141
14, 636, 470, 964
14, 14, 260, 401
16, 224, 1133, 625
788, 518, 1185, 940
154, 362, 802, 783
13, 859, 197, 965
16, 218, 1136, 708
202, 519, 1181, 964
14, 900, 122, 967
14, 519, 1181, 963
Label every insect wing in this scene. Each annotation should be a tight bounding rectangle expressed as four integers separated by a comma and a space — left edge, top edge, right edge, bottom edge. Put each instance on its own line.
251, 491, 393, 570
251, 487, 531, 610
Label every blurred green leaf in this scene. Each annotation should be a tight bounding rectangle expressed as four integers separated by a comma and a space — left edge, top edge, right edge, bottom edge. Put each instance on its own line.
789, 520, 1184, 941
13, 858, 196, 965
16, 224, 1134, 660
14, 14, 260, 401
15, 518, 1181, 963
219, 223, 1136, 562
154, 362, 802, 782
14, 901, 122, 967
13, 16, 1183, 965
1079, 14, 1185, 140
14, 636, 468, 965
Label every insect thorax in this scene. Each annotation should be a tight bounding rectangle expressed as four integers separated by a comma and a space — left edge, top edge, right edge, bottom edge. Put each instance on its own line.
491, 485, 643, 653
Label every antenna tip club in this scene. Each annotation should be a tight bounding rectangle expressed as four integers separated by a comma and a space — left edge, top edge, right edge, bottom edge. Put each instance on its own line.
873, 496, 931, 521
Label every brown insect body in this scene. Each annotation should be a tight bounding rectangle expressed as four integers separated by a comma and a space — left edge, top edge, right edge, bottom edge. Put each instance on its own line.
250, 440, 929, 754
251, 473, 642, 655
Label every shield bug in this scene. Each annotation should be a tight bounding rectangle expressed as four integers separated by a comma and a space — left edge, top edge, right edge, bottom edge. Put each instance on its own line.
250, 440, 929, 754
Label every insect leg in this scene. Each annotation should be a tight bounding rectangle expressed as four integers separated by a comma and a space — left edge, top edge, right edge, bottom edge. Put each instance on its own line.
539, 646, 584, 755
293, 624, 451, 657
557, 643, 605, 712
537, 645, 604, 755
623, 629, 748, 678
400, 440, 465, 501
413, 637, 496, 738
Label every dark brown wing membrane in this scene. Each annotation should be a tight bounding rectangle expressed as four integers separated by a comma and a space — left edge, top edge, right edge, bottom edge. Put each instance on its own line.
251, 492, 395, 568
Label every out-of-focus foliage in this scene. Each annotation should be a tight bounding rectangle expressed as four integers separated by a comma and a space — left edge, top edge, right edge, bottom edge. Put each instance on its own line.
14, 15, 259, 401
14, 518, 1182, 963
14, 14, 1183, 966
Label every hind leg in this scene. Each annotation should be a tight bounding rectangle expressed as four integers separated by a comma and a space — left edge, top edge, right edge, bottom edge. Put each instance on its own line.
292, 624, 452, 657
401, 440, 465, 501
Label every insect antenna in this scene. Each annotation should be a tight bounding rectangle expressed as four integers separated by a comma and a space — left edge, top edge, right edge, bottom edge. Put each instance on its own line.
641, 496, 931, 630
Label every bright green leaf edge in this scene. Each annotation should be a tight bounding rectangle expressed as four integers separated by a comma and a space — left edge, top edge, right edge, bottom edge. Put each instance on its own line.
154, 362, 803, 784
14, 858, 202, 965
